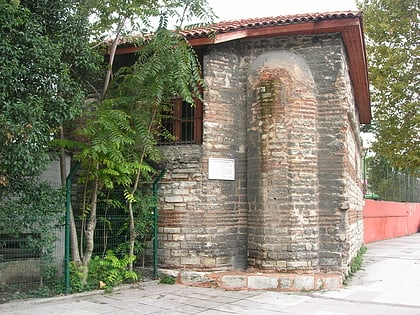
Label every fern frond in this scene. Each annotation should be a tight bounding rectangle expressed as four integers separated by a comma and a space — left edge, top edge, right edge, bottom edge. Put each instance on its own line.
50, 138, 87, 151
124, 189, 137, 203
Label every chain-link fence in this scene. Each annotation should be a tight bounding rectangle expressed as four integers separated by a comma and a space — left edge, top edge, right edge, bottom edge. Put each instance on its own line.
0, 162, 156, 303
364, 155, 420, 202
71, 186, 155, 270
0, 161, 66, 302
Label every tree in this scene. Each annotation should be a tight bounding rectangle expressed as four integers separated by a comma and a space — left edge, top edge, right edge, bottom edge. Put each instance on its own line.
0, 0, 100, 185
0, 0, 215, 288
357, 0, 419, 172
0, 1, 100, 294
65, 0, 215, 282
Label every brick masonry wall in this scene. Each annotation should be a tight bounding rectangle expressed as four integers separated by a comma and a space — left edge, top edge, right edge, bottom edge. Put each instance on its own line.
339, 44, 364, 275
246, 51, 319, 271
157, 145, 247, 270
158, 33, 364, 276
309, 38, 364, 274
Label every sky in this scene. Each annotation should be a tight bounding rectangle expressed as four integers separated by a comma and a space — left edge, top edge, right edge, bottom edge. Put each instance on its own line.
207, 0, 359, 21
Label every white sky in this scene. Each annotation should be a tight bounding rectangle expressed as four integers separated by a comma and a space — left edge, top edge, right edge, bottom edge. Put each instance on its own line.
207, 0, 359, 21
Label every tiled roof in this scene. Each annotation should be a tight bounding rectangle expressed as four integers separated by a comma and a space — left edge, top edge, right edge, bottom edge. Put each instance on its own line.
113, 11, 371, 124
180, 11, 361, 39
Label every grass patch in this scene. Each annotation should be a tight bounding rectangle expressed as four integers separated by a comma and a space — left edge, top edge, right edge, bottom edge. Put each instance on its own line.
344, 245, 367, 285
159, 275, 176, 285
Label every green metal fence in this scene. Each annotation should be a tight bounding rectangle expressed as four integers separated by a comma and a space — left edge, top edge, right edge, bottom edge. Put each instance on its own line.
0, 172, 159, 303
364, 155, 420, 202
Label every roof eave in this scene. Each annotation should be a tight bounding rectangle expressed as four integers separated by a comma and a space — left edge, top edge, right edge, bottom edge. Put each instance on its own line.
187, 17, 371, 124
114, 15, 372, 124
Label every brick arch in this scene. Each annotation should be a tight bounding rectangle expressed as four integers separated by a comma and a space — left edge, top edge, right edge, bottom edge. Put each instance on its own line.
246, 50, 320, 272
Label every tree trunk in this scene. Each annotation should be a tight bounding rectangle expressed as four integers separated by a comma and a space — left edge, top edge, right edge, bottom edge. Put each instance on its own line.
81, 175, 99, 284
128, 201, 136, 272
70, 207, 82, 264
127, 110, 158, 271
101, 17, 126, 100
59, 126, 81, 264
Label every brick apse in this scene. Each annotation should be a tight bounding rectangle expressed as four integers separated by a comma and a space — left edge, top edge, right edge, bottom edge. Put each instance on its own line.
116, 12, 371, 289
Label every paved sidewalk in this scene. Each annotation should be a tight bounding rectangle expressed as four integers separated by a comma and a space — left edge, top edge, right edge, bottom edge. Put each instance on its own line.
1, 233, 419, 315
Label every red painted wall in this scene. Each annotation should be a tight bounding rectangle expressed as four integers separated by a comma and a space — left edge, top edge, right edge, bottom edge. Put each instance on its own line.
363, 200, 420, 243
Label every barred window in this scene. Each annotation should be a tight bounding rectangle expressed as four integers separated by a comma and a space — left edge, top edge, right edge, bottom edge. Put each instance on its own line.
160, 97, 202, 145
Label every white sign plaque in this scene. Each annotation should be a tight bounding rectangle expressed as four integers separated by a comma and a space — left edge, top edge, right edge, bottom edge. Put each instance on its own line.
208, 158, 235, 181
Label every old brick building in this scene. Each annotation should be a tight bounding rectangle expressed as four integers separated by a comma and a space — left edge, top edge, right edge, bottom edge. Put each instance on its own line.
117, 11, 371, 289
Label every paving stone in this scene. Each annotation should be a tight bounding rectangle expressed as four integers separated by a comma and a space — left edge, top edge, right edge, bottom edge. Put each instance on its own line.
1, 235, 420, 315
221, 275, 247, 289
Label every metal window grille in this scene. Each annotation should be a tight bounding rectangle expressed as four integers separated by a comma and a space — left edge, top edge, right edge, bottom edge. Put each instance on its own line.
160, 98, 202, 145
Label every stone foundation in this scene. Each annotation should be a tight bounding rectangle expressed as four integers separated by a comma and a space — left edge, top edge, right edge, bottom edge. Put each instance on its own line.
160, 269, 343, 292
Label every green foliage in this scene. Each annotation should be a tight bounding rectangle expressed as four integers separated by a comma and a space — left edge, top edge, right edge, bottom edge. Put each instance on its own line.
85, 0, 215, 40
70, 251, 138, 292
159, 0, 216, 29
82, 187, 155, 259
86, 0, 159, 39
344, 245, 367, 285
5, 282, 64, 302
105, 28, 206, 148
0, 2, 59, 179
89, 251, 138, 289
357, 0, 419, 172
72, 4, 212, 273
114, 191, 155, 256
70, 262, 87, 293
80, 187, 154, 255
0, 182, 64, 233
0, 2, 99, 288
159, 274, 176, 284
0, 0, 100, 182
75, 108, 148, 190
0, 0, 215, 300
350, 245, 367, 276
133, 192, 155, 243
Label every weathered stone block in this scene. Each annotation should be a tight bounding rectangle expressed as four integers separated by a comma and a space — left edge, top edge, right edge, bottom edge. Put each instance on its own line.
201, 257, 216, 267
161, 242, 180, 249
293, 276, 315, 291
171, 173, 189, 179
164, 196, 184, 203
180, 271, 214, 285
286, 261, 309, 269
323, 275, 343, 290
171, 234, 185, 241
163, 257, 180, 266
248, 276, 278, 290
171, 249, 188, 257
181, 257, 200, 265
222, 275, 247, 288
164, 227, 181, 234
279, 276, 294, 289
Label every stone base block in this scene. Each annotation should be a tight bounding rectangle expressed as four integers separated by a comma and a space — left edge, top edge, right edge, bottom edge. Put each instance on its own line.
161, 269, 343, 292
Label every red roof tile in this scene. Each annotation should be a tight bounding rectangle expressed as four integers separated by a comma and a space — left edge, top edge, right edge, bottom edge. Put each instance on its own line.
180, 11, 361, 39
